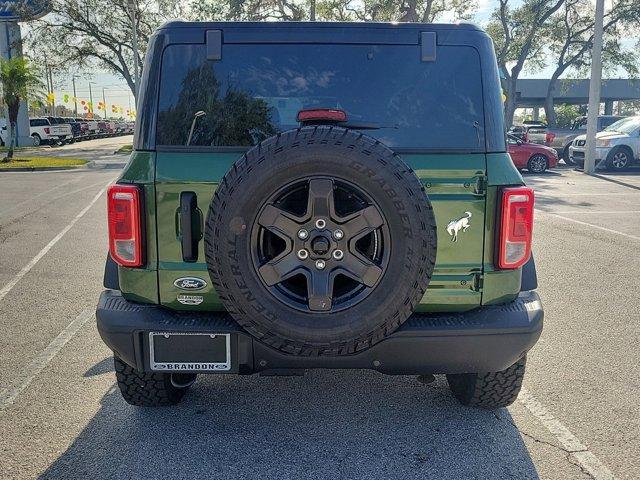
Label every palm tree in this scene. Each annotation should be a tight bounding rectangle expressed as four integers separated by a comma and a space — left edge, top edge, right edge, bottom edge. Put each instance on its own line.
0, 57, 42, 161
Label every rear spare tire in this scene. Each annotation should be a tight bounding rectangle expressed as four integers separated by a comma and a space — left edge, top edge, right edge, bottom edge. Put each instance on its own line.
205, 127, 437, 356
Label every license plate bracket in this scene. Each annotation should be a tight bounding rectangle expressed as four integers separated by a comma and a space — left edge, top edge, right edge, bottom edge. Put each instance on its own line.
149, 332, 231, 372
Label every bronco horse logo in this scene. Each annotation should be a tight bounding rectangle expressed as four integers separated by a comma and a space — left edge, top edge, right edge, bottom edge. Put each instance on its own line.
446, 212, 472, 242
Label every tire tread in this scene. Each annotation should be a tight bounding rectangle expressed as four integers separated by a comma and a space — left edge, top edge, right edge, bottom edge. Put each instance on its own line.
446, 356, 526, 409
114, 356, 186, 407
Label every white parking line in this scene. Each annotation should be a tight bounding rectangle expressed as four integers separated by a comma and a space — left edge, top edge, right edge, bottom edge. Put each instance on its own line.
549, 210, 640, 215
519, 388, 617, 479
0, 180, 111, 303
536, 192, 640, 197
0, 309, 95, 410
538, 211, 640, 242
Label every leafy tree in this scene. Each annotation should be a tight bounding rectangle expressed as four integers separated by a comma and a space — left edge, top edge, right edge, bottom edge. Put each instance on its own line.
543, 0, 640, 126
190, 0, 308, 20
0, 57, 43, 161
553, 103, 580, 127
26, 0, 182, 101
486, 0, 566, 128
619, 100, 640, 116
193, 0, 474, 22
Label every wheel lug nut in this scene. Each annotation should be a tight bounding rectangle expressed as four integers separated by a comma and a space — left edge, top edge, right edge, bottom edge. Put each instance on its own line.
332, 249, 344, 260
297, 229, 309, 240
297, 249, 309, 260
315, 218, 326, 229
333, 229, 344, 240
315, 259, 326, 270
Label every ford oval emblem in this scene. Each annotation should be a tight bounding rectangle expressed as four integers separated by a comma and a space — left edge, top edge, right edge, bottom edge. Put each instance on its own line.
173, 277, 207, 291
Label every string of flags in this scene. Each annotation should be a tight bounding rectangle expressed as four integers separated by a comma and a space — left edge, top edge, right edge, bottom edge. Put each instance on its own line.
43, 91, 136, 118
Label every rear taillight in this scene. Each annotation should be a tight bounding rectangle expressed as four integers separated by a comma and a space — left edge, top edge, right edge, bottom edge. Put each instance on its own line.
107, 184, 143, 267
44, 127, 50, 134
545, 132, 555, 144
522, 132, 528, 142
497, 187, 534, 269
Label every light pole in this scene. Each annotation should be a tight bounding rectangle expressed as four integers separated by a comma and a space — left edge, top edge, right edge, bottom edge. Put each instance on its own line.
102, 87, 108, 119
71, 75, 79, 117
88, 81, 96, 117
128, 0, 140, 104
584, 0, 605, 174
45, 63, 55, 116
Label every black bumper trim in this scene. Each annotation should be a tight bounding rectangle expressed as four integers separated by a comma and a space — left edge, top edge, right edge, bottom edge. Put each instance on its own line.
96, 290, 543, 375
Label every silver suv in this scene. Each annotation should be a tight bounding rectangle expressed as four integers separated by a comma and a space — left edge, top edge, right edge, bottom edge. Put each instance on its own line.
569, 116, 640, 170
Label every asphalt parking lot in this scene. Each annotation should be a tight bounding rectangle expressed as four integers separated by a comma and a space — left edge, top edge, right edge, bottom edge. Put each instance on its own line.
0, 148, 639, 479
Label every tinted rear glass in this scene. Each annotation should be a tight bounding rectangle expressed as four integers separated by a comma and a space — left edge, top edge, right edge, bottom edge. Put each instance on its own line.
156, 43, 485, 150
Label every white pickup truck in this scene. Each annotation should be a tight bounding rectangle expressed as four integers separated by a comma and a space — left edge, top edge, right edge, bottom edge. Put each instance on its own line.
30, 117, 73, 146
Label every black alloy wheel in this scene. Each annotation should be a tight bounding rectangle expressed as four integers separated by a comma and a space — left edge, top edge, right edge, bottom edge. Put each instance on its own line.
252, 176, 390, 313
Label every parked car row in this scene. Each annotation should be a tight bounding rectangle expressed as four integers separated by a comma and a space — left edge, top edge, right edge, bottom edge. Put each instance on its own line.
524, 115, 624, 163
507, 116, 640, 171
0, 117, 134, 147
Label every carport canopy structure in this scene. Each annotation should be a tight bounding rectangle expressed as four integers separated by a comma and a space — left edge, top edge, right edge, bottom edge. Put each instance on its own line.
515, 79, 640, 114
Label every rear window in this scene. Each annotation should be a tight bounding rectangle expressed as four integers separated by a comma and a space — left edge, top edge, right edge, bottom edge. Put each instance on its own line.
156, 43, 485, 150
30, 119, 49, 127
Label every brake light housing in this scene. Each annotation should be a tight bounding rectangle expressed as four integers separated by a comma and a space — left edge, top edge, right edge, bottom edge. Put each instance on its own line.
297, 108, 347, 123
497, 187, 534, 269
107, 184, 143, 267
44, 127, 50, 134
545, 132, 556, 144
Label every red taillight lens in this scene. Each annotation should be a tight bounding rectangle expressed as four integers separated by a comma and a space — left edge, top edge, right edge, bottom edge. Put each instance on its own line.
44, 127, 50, 134
545, 132, 555, 144
522, 132, 528, 142
297, 108, 347, 123
107, 184, 143, 267
497, 187, 534, 269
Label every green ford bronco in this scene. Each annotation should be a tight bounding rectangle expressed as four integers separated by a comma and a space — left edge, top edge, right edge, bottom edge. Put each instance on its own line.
97, 21, 542, 408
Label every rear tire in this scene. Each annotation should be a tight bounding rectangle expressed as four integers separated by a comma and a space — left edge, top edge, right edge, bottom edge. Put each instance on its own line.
31, 134, 41, 146
446, 356, 526, 409
114, 356, 194, 407
561, 145, 574, 165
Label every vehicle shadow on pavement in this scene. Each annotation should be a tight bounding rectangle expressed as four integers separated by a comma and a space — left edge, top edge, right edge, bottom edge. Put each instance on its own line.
40, 370, 539, 480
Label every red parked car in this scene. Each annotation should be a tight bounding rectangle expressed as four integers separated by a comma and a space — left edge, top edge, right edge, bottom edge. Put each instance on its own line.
508, 134, 558, 173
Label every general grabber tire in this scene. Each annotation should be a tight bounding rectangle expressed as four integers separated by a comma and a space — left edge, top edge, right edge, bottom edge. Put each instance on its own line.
114, 356, 195, 407
205, 126, 437, 356
446, 356, 527, 409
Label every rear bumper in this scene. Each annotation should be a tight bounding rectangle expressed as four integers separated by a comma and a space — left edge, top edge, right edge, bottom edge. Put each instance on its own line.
96, 290, 543, 375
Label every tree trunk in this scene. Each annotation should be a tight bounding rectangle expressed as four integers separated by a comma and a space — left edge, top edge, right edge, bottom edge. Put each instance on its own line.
503, 77, 518, 128
399, 0, 418, 22
5, 100, 20, 161
544, 74, 560, 127
544, 96, 557, 127
7, 122, 16, 160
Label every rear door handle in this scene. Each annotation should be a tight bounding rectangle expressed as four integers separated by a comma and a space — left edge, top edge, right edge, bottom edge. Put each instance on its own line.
180, 192, 200, 262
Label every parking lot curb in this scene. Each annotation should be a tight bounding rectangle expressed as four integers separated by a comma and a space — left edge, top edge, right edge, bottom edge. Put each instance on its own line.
0, 165, 86, 172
